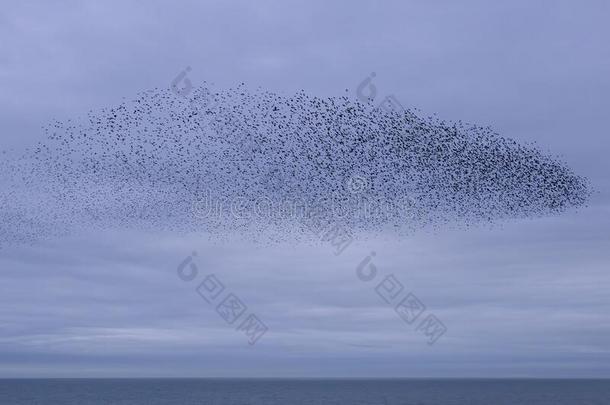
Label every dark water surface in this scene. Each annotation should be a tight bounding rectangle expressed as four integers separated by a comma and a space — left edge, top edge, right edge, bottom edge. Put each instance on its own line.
1, 378, 609, 404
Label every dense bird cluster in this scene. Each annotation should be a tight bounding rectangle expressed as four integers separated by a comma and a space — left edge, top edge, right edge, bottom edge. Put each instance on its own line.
0, 83, 590, 247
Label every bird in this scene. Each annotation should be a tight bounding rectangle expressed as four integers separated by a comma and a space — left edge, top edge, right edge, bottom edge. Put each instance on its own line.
0, 81, 591, 248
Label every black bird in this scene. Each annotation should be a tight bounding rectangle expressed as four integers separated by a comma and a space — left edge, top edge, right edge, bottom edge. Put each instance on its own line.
0, 82, 590, 248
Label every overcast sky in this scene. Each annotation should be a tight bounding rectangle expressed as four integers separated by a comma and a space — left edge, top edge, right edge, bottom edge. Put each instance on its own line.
1, 0, 609, 377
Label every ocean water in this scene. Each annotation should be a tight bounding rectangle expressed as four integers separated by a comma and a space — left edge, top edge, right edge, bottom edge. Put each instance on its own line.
0, 378, 609, 404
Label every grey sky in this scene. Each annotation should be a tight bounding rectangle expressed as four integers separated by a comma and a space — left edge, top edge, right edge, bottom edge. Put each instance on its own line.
1, 0, 609, 377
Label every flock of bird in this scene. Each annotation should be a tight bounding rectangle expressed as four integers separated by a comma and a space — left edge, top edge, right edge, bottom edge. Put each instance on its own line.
0, 82, 591, 248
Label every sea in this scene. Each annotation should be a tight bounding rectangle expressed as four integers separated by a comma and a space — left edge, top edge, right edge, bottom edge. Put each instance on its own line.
0, 378, 609, 404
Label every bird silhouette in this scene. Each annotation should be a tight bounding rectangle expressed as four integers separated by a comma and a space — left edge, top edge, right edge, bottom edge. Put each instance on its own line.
0, 82, 591, 248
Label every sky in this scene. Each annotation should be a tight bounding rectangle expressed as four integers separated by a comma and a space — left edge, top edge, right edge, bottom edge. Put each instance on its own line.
1, 0, 609, 377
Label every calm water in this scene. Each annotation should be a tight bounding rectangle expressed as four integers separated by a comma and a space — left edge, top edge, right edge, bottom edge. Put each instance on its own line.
1, 379, 609, 404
